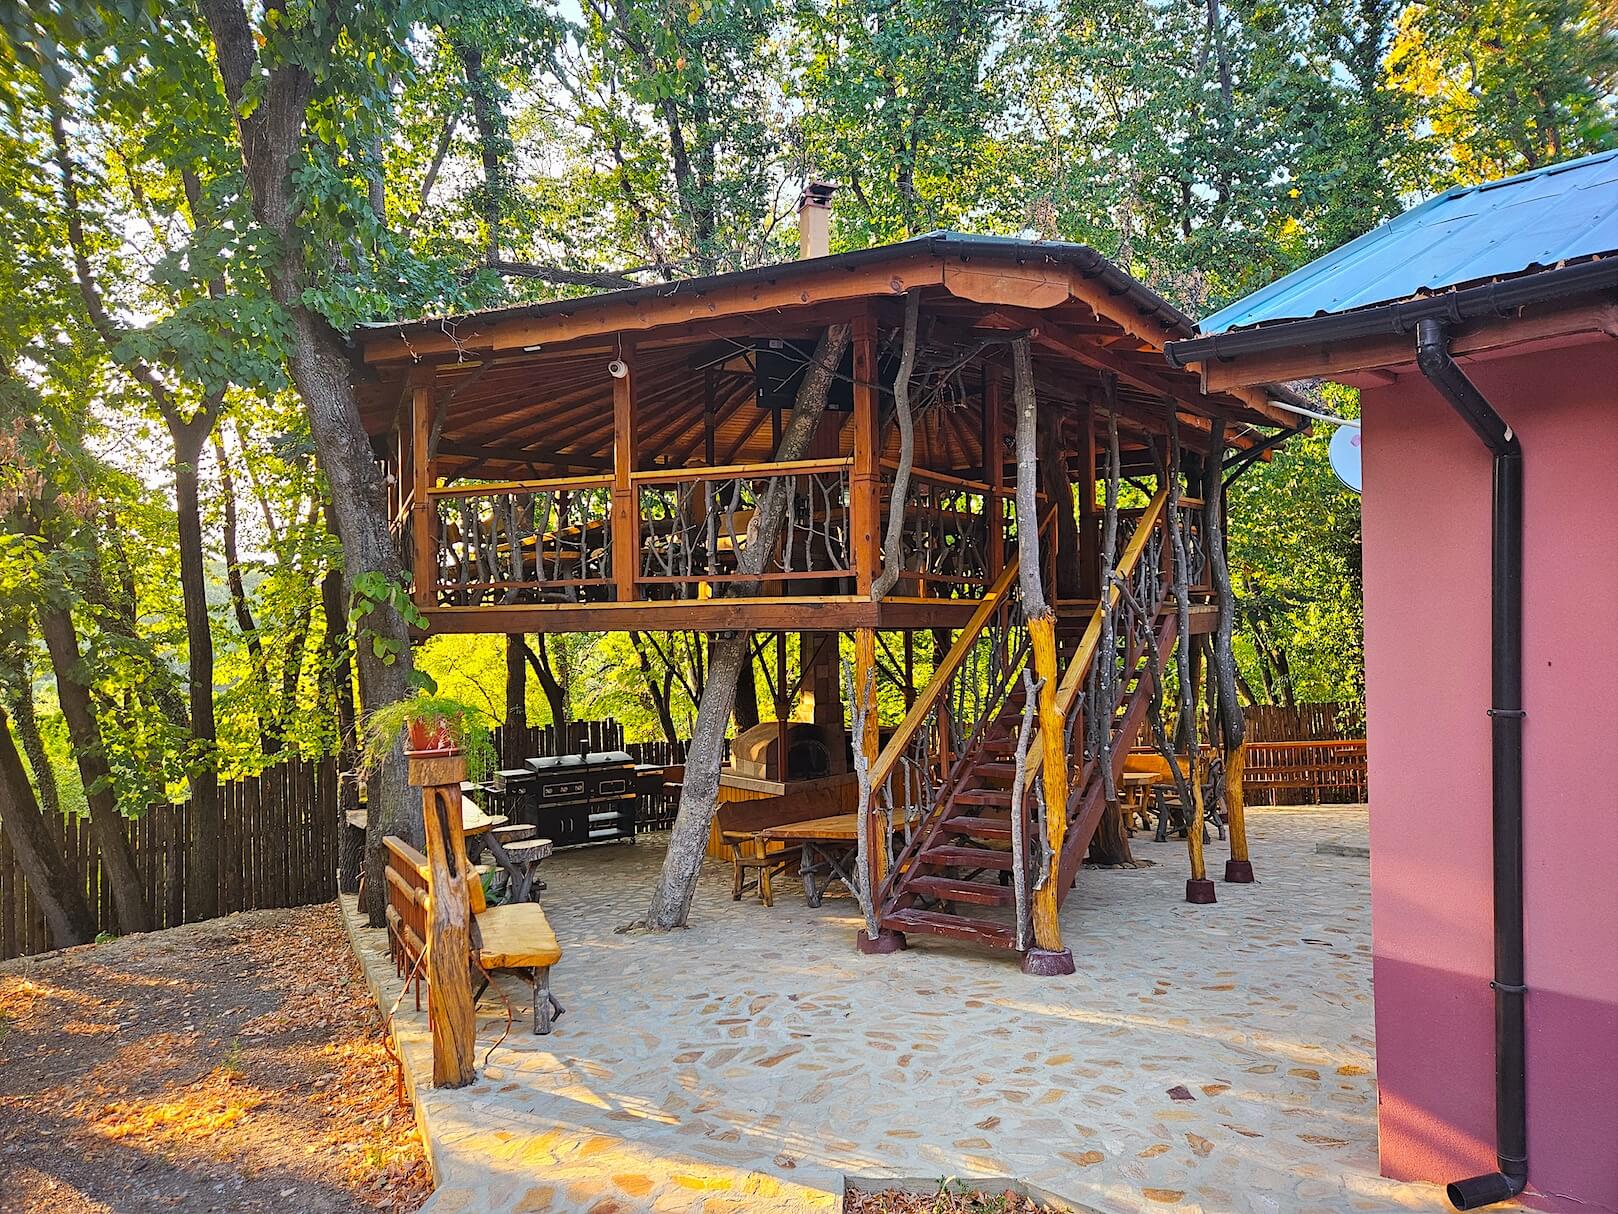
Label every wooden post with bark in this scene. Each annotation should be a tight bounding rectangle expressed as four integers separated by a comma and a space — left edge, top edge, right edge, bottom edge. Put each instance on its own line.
1205, 418, 1253, 882
1012, 337, 1074, 977
1167, 416, 1216, 904
412, 748, 476, 1089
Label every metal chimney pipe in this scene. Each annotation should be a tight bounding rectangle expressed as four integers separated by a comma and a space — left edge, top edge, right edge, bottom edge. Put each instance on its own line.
797, 180, 837, 260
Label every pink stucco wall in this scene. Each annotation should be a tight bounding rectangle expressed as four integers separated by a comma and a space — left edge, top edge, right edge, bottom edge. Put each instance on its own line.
1360, 335, 1618, 1212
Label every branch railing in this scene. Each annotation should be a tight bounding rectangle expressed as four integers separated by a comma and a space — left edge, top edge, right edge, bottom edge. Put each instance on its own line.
633, 458, 854, 598
429, 475, 614, 606
879, 461, 1005, 599
415, 459, 1026, 607
870, 555, 1030, 905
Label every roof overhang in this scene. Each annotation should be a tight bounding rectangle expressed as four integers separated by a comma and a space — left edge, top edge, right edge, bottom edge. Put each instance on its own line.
1166, 257, 1618, 391
351, 235, 1303, 429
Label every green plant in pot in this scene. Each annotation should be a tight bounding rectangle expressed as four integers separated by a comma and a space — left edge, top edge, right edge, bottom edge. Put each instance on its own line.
362, 694, 497, 781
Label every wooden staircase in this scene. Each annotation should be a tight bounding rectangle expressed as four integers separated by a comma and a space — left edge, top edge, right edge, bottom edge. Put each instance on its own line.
866, 487, 1183, 959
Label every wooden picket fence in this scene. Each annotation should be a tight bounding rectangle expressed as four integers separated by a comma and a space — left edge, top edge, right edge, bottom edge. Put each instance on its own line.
0, 758, 338, 964
1243, 702, 1363, 742
1243, 738, 1368, 806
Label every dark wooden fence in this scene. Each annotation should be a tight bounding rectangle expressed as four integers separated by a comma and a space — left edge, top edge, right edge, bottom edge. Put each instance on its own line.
0, 758, 339, 964
1236, 703, 1367, 805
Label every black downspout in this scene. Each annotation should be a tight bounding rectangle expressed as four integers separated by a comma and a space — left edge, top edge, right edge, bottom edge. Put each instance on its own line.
1413, 318, 1528, 1211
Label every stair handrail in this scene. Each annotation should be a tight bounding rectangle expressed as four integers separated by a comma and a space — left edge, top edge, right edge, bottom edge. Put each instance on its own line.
864, 552, 1024, 797
1020, 485, 1172, 789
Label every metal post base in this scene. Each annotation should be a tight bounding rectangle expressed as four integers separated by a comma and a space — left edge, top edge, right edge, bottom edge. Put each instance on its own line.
1224, 859, 1254, 883
1186, 878, 1217, 904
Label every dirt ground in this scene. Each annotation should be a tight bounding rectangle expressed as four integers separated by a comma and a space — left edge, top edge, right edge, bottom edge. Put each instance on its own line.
0, 904, 431, 1213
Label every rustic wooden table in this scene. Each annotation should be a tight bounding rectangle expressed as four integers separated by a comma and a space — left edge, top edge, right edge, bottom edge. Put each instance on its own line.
760, 814, 865, 907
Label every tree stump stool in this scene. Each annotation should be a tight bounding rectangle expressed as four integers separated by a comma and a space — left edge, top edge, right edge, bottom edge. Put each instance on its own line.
501, 838, 554, 903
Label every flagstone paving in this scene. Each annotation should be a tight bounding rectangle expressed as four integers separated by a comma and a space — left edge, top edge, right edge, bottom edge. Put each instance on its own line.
344, 807, 1511, 1214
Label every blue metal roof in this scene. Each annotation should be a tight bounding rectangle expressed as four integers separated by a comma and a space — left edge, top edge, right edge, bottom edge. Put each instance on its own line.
1200, 148, 1618, 335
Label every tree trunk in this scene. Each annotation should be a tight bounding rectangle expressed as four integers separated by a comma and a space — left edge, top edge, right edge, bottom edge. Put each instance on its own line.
322, 551, 363, 893
732, 648, 760, 731
0, 704, 96, 948
169, 412, 222, 921
505, 633, 527, 765
1205, 420, 1245, 754
522, 634, 567, 728
1037, 410, 1083, 602
37, 602, 151, 933
200, 0, 420, 927
639, 323, 851, 930
214, 431, 271, 752
628, 631, 680, 744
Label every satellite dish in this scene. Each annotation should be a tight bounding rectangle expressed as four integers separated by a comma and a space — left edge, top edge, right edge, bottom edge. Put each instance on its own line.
1329, 425, 1362, 493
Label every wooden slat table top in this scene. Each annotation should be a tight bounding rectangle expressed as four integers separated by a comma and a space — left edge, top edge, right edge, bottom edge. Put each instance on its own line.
758, 813, 861, 843
345, 803, 507, 835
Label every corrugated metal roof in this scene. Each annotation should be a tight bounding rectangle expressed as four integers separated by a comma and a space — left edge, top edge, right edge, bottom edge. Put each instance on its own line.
1199, 148, 1618, 335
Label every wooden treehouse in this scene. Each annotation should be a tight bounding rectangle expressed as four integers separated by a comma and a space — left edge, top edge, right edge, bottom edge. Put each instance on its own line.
352, 211, 1302, 971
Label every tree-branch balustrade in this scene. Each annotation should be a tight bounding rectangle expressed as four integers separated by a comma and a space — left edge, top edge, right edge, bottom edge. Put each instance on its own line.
430, 476, 614, 607
632, 459, 854, 598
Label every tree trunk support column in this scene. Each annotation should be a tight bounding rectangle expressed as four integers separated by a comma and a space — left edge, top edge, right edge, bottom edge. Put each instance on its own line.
1224, 742, 1253, 882
413, 748, 477, 1088
1024, 611, 1074, 974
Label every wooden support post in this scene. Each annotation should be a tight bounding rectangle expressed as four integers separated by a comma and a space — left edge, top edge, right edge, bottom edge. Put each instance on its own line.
851, 313, 880, 598
1078, 398, 1098, 599
984, 369, 1005, 577
410, 384, 435, 610
612, 340, 638, 602
1186, 751, 1216, 903
1224, 742, 1252, 879
412, 749, 476, 1088
1027, 612, 1070, 959
854, 627, 884, 885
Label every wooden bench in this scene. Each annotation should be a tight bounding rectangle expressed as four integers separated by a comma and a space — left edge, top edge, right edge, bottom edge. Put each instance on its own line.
384, 835, 565, 1033
715, 784, 852, 907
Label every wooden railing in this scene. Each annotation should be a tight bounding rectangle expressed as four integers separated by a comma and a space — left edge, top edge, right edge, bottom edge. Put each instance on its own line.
429, 475, 614, 606
633, 458, 854, 598
879, 462, 1006, 599
870, 554, 1030, 903
416, 458, 1034, 609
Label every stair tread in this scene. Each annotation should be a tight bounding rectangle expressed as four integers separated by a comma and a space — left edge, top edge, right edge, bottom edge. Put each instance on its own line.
882, 907, 1018, 948
945, 815, 1015, 840
906, 875, 1015, 906
919, 843, 1016, 871
955, 788, 1013, 806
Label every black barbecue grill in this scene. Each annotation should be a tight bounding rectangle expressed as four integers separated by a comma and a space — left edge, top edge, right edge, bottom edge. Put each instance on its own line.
497, 750, 639, 848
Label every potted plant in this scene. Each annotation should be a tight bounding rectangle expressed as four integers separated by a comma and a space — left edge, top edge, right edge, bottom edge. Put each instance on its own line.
362, 693, 497, 781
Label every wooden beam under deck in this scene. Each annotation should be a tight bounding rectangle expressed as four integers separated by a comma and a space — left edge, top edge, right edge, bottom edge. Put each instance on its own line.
422, 596, 983, 635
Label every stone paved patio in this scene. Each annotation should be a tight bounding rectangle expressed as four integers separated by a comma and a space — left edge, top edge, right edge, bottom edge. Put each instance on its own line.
344, 807, 1506, 1214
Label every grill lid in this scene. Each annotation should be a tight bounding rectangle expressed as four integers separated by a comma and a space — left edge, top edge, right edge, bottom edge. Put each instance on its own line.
526, 750, 633, 772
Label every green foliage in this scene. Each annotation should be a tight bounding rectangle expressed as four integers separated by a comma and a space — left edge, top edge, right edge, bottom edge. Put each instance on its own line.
361, 690, 497, 781
1228, 385, 1364, 708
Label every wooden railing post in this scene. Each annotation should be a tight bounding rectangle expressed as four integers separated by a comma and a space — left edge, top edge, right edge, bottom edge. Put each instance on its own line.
410, 383, 435, 610
611, 339, 638, 602
411, 748, 476, 1089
